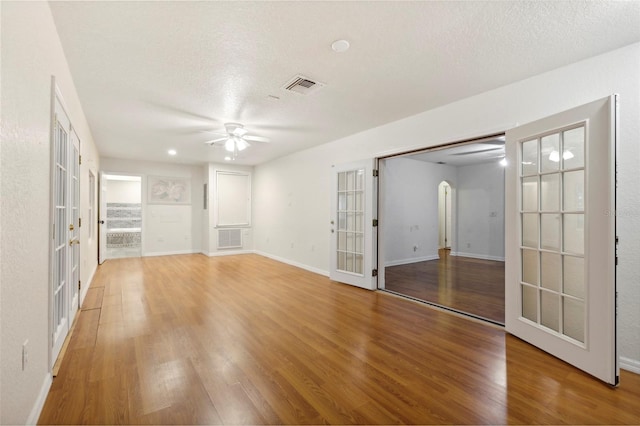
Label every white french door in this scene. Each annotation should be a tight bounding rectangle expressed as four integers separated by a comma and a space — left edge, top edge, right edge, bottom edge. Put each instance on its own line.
69, 129, 80, 323
505, 95, 618, 385
329, 160, 377, 290
50, 90, 81, 365
98, 171, 107, 264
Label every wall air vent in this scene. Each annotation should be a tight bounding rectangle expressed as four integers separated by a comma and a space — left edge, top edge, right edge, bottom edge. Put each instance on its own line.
217, 228, 242, 249
282, 75, 325, 95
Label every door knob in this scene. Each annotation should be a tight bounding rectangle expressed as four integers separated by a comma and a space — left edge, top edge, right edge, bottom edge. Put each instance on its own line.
99, 220, 105, 225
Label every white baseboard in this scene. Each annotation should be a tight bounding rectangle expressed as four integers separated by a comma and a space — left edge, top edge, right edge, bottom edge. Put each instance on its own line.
620, 356, 640, 374
143, 249, 200, 257
206, 249, 255, 257
451, 251, 505, 262
255, 251, 330, 277
385, 254, 440, 267
26, 373, 52, 425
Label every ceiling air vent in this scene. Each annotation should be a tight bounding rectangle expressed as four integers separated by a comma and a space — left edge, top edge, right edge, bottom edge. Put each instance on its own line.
282, 75, 325, 95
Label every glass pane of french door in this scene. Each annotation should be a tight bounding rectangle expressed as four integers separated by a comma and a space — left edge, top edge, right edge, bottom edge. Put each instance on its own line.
52, 106, 70, 362
336, 169, 365, 275
519, 125, 586, 343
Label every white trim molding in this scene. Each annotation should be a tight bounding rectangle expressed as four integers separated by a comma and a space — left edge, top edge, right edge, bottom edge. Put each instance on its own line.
206, 249, 255, 257
26, 374, 53, 425
255, 251, 329, 277
143, 249, 200, 257
620, 357, 640, 374
450, 251, 505, 262
385, 254, 440, 267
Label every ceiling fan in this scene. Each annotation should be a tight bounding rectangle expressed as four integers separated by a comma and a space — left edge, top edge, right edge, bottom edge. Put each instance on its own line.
203, 122, 270, 155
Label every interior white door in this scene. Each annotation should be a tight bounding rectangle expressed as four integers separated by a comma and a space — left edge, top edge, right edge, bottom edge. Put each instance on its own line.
98, 171, 107, 264
51, 96, 71, 362
68, 128, 81, 323
505, 95, 618, 385
330, 160, 377, 290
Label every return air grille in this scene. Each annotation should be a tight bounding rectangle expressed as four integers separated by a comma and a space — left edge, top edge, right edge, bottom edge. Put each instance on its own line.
217, 228, 242, 249
282, 75, 325, 95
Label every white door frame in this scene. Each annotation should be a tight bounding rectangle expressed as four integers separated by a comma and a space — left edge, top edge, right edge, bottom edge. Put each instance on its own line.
98, 171, 107, 264
49, 78, 81, 368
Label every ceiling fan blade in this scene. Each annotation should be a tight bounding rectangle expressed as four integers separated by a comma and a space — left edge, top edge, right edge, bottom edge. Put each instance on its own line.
203, 137, 228, 145
244, 135, 270, 143
201, 130, 228, 136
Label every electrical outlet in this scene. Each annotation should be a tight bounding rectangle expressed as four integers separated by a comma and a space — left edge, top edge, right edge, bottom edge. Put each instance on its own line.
22, 340, 29, 371
413, 245, 418, 252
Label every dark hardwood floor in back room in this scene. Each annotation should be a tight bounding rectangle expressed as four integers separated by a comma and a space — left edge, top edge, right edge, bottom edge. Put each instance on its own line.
385, 249, 505, 323
39, 254, 640, 425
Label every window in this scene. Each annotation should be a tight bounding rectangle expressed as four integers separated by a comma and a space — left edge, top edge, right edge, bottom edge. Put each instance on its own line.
215, 171, 251, 227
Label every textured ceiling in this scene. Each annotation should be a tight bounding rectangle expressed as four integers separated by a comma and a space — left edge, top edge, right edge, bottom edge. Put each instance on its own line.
409, 137, 506, 167
49, 1, 640, 166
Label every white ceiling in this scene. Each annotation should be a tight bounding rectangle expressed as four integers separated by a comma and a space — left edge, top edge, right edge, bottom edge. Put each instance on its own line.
409, 137, 505, 167
49, 1, 640, 166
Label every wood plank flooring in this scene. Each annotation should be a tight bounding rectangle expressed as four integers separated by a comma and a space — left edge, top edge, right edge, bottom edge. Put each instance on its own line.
39, 254, 640, 424
386, 250, 505, 323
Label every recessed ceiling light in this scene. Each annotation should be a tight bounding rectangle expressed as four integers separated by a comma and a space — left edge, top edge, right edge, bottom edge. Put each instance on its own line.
224, 156, 231, 161
331, 39, 350, 53
168, 149, 177, 156
500, 158, 508, 167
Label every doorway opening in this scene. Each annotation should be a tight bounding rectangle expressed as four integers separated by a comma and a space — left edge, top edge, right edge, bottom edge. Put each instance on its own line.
100, 174, 142, 260
379, 134, 506, 324
438, 180, 452, 251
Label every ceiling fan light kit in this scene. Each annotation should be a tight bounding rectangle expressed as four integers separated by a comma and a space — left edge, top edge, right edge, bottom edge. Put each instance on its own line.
204, 122, 270, 157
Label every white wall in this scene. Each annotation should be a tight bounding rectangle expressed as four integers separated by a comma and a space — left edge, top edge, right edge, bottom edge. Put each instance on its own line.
0, 2, 101, 423
455, 162, 505, 261
254, 43, 640, 370
382, 158, 505, 265
100, 158, 203, 256
105, 179, 141, 204
382, 158, 457, 266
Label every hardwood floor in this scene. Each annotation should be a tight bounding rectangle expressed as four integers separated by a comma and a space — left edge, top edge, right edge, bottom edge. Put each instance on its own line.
386, 249, 505, 323
39, 254, 640, 424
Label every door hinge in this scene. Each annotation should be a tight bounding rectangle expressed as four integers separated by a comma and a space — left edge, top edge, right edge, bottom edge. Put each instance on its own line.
52, 224, 55, 240
373, 169, 379, 177
78, 280, 81, 290
79, 155, 82, 165
79, 217, 82, 227
372, 269, 378, 277
372, 219, 378, 227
